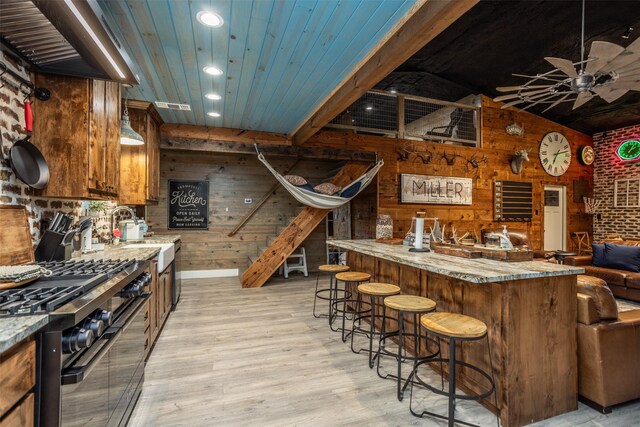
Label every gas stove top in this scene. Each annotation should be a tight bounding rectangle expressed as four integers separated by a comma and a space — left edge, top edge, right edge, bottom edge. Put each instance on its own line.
0, 259, 136, 317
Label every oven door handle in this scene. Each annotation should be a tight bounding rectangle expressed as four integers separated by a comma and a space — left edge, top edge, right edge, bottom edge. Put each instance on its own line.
111, 292, 150, 333
61, 293, 150, 385
61, 329, 122, 385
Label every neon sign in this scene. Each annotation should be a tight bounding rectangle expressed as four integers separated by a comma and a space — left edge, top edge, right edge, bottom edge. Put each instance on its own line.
616, 139, 640, 162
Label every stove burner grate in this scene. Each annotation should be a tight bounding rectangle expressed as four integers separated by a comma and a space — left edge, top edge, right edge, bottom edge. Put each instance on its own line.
0, 286, 83, 315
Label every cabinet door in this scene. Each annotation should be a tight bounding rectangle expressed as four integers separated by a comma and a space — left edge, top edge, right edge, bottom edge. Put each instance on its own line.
164, 265, 173, 313
104, 81, 121, 194
32, 74, 90, 198
118, 107, 147, 205
88, 80, 107, 193
157, 269, 165, 327
146, 114, 160, 201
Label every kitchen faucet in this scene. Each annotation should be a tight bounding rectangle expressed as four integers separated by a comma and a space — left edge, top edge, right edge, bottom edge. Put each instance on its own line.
109, 206, 138, 242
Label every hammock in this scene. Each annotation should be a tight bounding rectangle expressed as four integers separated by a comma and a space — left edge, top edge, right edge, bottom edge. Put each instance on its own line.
257, 152, 384, 209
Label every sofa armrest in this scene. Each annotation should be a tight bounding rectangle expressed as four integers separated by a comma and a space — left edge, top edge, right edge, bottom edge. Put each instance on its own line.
565, 255, 592, 266
577, 293, 598, 325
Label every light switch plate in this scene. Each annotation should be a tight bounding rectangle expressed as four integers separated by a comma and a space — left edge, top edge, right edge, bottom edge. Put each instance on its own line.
244, 198, 252, 204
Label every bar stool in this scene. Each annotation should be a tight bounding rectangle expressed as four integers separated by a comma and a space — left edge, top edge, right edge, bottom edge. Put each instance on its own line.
350, 282, 401, 368
410, 312, 498, 427
378, 295, 439, 401
313, 264, 350, 320
332, 271, 371, 342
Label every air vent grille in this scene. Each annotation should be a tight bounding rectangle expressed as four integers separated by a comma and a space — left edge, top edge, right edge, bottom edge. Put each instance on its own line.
155, 101, 191, 111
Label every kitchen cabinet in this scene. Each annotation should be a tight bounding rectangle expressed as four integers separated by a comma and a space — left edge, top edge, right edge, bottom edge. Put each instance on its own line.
118, 100, 162, 205
158, 264, 173, 328
143, 260, 158, 360
0, 338, 35, 426
32, 74, 120, 199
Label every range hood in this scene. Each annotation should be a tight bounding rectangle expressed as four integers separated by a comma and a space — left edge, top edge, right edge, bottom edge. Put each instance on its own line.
0, 0, 138, 85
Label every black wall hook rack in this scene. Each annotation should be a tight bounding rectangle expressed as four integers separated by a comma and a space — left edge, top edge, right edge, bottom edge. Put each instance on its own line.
0, 61, 50, 101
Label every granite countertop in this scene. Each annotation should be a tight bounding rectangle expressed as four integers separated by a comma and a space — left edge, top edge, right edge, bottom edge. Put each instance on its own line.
0, 315, 48, 354
329, 239, 585, 284
139, 234, 181, 244
73, 234, 181, 262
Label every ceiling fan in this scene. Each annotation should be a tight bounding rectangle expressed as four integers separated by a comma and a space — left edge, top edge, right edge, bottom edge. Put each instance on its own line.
494, 0, 640, 112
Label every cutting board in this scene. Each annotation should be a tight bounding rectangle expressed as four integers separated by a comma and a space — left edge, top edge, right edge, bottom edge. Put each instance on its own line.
0, 206, 36, 288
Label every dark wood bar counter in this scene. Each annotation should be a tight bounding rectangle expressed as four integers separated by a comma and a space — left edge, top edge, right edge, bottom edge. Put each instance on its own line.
330, 239, 585, 427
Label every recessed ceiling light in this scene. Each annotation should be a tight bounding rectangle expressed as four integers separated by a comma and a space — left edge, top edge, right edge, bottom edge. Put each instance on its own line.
365, 106, 373, 111
197, 11, 224, 28
389, 89, 397, 94
205, 93, 222, 100
203, 66, 223, 76
207, 112, 221, 117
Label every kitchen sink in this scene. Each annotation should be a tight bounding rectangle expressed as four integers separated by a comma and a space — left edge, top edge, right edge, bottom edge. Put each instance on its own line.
122, 243, 175, 272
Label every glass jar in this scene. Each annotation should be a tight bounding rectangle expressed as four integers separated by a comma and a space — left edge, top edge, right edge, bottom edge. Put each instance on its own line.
376, 215, 393, 239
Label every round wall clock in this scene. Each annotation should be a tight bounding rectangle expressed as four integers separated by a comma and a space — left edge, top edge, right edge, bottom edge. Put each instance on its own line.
577, 145, 595, 165
539, 131, 572, 176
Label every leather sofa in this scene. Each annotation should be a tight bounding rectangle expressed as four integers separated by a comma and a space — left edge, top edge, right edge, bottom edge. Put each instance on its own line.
576, 275, 640, 412
480, 228, 551, 260
566, 253, 640, 302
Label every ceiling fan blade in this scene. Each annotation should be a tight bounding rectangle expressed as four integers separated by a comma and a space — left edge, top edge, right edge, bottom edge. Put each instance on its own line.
592, 86, 629, 103
541, 93, 571, 113
493, 88, 550, 102
512, 73, 568, 82
545, 57, 578, 78
572, 91, 593, 110
606, 77, 640, 91
585, 41, 625, 74
499, 91, 556, 109
601, 36, 640, 73
520, 93, 564, 111
496, 84, 551, 92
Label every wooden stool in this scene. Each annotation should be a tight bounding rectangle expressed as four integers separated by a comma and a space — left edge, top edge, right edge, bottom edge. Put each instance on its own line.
313, 264, 350, 320
410, 312, 498, 427
350, 283, 401, 368
379, 295, 439, 401
333, 272, 371, 342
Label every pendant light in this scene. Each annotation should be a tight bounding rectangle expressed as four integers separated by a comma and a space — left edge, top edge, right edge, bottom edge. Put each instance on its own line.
120, 98, 144, 145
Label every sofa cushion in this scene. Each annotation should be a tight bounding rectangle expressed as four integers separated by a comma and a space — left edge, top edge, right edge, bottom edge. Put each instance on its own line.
602, 243, 640, 273
313, 182, 342, 195
284, 175, 307, 186
591, 243, 606, 267
583, 265, 628, 287
577, 275, 618, 320
626, 273, 640, 290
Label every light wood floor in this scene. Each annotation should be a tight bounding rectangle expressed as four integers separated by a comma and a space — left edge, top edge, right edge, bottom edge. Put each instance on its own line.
129, 276, 640, 427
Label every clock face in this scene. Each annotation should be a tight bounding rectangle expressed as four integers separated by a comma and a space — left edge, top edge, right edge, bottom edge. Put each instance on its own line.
578, 145, 595, 165
539, 132, 572, 176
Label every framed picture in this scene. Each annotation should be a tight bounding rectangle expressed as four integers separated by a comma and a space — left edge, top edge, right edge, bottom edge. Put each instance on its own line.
168, 180, 209, 230
400, 174, 472, 205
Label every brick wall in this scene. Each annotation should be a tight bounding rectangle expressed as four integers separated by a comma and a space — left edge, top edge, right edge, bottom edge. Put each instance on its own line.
593, 124, 640, 241
0, 49, 84, 242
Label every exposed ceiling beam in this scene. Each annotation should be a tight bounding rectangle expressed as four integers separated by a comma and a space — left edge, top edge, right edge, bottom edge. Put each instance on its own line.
161, 124, 291, 146
160, 132, 375, 162
291, 0, 479, 145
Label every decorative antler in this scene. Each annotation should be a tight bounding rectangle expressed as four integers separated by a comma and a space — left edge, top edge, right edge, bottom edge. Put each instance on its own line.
465, 154, 488, 170
441, 150, 459, 166
416, 149, 434, 164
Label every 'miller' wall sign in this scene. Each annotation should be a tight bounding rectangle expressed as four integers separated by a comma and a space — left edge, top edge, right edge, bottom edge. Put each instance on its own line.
168, 180, 209, 229
401, 174, 472, 205
616, 138, 640, 162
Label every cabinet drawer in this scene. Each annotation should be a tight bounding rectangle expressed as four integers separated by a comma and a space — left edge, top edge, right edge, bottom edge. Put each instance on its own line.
0, 393, 34, 427
0, 340, 35, 416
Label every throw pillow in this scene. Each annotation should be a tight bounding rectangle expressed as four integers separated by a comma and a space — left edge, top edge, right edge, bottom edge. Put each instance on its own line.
591, 243, 606, 267
339, 181, 362, 198
602, 243, 640, 273
284, 175, 307, 186
313, 182, 342, 195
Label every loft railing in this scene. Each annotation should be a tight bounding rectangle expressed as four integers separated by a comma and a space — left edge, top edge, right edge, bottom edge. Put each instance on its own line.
327, 90, 481, 147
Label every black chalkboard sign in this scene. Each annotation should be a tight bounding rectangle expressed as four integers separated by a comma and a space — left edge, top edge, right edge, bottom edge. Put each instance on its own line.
168, 180, 209, 230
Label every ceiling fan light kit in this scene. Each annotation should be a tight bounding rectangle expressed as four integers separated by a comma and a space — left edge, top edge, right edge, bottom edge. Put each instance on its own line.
494, 0, 640, 112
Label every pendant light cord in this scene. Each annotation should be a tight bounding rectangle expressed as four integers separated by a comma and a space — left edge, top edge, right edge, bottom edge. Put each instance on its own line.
580, 0, 585, 73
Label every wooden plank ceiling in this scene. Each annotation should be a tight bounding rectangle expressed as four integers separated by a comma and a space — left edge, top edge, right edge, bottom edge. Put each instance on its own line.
97, 0, 416, 134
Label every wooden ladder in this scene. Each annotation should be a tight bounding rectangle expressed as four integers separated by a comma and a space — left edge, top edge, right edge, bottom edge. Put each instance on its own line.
241, 161, 369, 288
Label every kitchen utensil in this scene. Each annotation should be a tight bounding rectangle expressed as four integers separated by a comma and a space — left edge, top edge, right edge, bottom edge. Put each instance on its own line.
50, 212, 62, 231
2, 100, 50, 189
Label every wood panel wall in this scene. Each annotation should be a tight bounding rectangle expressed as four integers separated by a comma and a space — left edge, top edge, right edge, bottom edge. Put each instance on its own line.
146, 151, 336, 272
306, 96, 593, 250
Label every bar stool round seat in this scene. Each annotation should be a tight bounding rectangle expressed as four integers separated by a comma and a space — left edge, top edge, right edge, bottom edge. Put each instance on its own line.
313, 264, 351, 319
332, 271, 372, 341
351, 282, 401, 366
378, 295, 439, 401
384, 295, 436, 313
420, 312, 487, 339
410, 312, 498, 427
335, 271, 371, 282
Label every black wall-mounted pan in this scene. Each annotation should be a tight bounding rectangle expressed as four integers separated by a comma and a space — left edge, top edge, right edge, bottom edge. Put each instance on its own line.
2, 101, 50, 189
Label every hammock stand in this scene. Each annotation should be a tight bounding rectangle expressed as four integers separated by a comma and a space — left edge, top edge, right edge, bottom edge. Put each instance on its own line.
256, 148, 384, 210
